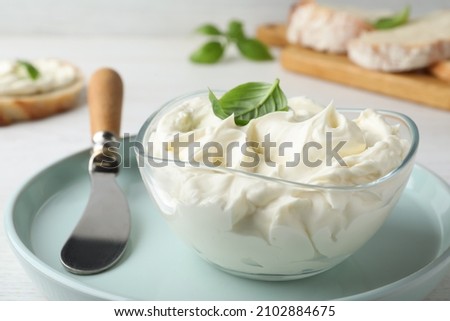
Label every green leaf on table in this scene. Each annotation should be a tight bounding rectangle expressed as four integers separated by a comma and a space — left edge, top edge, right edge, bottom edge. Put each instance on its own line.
190, 41, 225, 64
16, 60, 40, 80
237, 38, 273, 61
373, 5, 410, 30
190, 20, 274, 64
195, 24, 222, 36
227, 20, 245, 41
209, 79, 288, 126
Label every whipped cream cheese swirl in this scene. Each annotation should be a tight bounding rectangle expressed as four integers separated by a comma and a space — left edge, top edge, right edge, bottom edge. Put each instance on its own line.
150, 96, 408, 185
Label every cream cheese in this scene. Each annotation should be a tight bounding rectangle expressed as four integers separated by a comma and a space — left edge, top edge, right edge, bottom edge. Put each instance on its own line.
145, 95, 411, 276
0, 59, 77, 96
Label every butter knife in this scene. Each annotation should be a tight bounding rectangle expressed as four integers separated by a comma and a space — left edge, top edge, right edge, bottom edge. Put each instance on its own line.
60, 68, 130, 275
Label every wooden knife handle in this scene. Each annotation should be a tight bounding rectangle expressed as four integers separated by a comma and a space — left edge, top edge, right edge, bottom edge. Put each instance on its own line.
88, 68, 123, 138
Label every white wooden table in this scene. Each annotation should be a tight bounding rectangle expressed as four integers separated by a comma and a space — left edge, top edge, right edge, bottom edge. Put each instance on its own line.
0, 35, 449, 301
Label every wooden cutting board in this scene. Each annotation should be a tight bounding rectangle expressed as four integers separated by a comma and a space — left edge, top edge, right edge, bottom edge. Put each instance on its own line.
256, 24, 450, 111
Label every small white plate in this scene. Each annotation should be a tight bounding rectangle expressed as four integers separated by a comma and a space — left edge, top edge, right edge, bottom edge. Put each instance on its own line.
4, 149, 450, 300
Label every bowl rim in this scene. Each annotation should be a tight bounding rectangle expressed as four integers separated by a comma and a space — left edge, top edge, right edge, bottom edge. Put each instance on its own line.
136, 90, 420, 191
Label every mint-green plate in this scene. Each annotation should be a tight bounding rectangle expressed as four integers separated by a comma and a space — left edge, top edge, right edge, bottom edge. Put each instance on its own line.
4, 149, 450, 300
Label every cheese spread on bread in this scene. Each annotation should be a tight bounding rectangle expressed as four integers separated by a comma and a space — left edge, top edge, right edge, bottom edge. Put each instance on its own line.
0, 59, 77, 96
348, 10, 450, 71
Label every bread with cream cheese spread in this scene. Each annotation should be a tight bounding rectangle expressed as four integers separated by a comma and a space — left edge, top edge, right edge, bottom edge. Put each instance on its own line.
347, 11, 450, 72
0, 60, 84, 125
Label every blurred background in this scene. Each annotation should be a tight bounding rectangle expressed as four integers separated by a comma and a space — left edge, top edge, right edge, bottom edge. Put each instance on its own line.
0, 0, 448, 37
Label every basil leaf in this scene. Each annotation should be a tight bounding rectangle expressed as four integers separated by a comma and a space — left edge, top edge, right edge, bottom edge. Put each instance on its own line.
190, 41, 225, 64
195, 24, 222, 36
227, 20, 245, 41
373, 5, 410, 30
209, 79, 288, 126
237, 38, 273, 61
209, 89, 229, 119
17, 60, 40, 80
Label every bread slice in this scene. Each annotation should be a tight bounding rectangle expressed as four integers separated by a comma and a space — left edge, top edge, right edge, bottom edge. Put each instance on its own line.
348, 11, 450, 72
286, 0, 385, 53
0, 61, 84, 125
429, 60, 450, 82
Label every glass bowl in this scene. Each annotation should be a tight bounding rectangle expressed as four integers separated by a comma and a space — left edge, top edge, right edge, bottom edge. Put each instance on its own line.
135, 91, 419, 281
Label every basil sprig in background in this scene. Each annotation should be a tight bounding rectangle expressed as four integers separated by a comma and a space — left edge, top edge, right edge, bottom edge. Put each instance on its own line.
190, 20, 273, 64
209, 79, 288, 126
